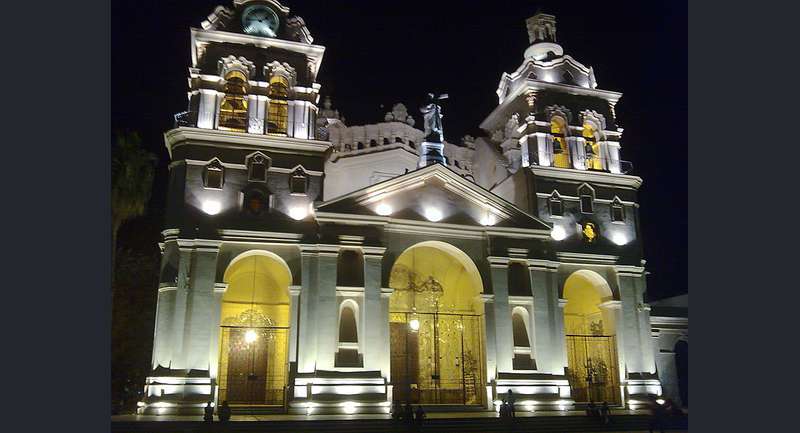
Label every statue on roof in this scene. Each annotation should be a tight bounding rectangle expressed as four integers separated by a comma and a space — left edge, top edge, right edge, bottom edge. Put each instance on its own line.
420, 93, 448, 143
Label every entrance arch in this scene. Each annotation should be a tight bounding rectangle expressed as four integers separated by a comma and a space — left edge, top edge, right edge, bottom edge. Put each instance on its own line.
562, 270, 621, 404
388, 241, 486, 406
217, 251, 292, 406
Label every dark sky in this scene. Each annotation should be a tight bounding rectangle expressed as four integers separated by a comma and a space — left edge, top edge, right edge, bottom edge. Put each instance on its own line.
111, 0, 687, 300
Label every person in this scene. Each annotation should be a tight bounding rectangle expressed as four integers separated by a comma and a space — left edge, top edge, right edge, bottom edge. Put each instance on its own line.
600, 401, 611, 424
404, 401, 414, 426
506, 389, 516, 418
218, 400, 231, 422
392, 399, 402, 422
203, 402, 214, 422
648, 397, 665, 433
587, 401, 598, 420
415, 405, 426, 428
499, 399, 509, 420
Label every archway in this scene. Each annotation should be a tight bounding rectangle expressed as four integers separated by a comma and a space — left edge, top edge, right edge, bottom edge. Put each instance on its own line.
562, 270, 621, 404
388, 241, 486, 406
217, 251, 292, 406
675, 340, 688, 407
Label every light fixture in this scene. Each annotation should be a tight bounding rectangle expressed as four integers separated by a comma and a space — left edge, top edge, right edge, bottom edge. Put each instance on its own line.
343, 401, 357, 414
611, 232, 628, 246
202, 200, 222, 215
551, 225, 567, 240
244, 329, 258, 344
376, 202, 393, 216
289, 206, 308, 220
480, 213, 497, 226
408, 318, 420, 331
424, 207, 443, 222
656, 398, 665, 405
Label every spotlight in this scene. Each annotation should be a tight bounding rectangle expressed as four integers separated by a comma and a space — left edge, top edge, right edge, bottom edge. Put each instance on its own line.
551, 225, 567, 240
409, 319, 420, 331
244, 329, 258, 344
424, 207, 443, 222
202, 200, 222, 215
289, 206, 308, 220
376, 203, 393, 216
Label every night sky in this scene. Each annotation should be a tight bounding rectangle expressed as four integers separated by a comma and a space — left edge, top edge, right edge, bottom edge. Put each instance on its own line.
111, 0, 687, 300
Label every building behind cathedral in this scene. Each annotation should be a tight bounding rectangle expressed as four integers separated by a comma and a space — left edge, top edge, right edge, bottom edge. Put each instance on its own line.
141, 0, 687, 415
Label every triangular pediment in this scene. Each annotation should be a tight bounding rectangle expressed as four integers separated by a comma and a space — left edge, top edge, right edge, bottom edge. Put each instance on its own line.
315, 164, 551, 231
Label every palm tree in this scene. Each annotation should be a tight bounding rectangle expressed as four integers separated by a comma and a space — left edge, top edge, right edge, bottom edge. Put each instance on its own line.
112, 132, 157, 297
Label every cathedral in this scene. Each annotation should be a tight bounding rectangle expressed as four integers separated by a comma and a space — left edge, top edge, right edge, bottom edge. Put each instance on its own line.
141, 0, 688, 415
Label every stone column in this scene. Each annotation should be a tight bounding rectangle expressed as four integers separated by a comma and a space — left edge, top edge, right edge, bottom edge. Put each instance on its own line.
556, 297, 569, 371
168, 246, 192, 369
248, 95, 266, 134
183, 242, 221, 372
297, 248, 318, 373
616, 267, 656, 375
482, 294, 497, 381
363, 247, 388, 376
606, 141, 621, 173
197, 89, 219, 130
316, 247, 340, 370
288, 286, 301, 365
599, 300, 625, 383
489, 259, 513, 373
528, 261, 559, 374
534, 132, 551, 166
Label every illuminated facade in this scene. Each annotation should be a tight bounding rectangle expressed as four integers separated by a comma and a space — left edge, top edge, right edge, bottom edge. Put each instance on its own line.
141, 1, 687, 416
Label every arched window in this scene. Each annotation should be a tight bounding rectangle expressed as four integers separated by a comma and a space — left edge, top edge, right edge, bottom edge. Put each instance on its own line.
247, 154, 269, 182
578, 184, 594, 214
508, 262, 531, 296
219, 70, 249, 132
512, 308, 535, 370
267, 74, 289, 135
549, 191, 563, 217
582, 121, 603, 171
242, 188, 269, 216
336, 249, 364, 287
370, 139, 378, 147
290, 168, 308, 195
550, 116, 571, 168
335, 300, 362, 367
383, 137, 390, 145
203, 159, 224, 189
611, 197, 625, 222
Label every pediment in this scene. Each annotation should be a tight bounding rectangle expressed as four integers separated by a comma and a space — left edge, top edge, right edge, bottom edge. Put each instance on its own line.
315, 164, 551, 231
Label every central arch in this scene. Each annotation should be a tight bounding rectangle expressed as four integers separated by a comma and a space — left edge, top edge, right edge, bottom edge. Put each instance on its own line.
388, 241, 487, 406
217, 250, 292, 407
562, 270, 621, 404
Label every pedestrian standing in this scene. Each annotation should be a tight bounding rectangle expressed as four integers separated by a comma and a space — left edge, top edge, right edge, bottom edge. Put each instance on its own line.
218, 400, 231, 422
203, 402, 214, 422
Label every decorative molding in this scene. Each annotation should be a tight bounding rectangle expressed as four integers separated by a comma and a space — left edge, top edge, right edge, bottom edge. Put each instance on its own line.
556, 252, 619, 264
217, 229, 304, 243
528, 165, 642, 189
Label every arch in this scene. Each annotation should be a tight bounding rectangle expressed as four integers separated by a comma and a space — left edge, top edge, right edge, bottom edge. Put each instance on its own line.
218, 250, 292, 405
267, 74, 289, 135
388, 241, 486, 405
511, 306, 531, 348
562, 269, 620, 404
582, 120, 603, 171
338, 299, 360, 343
218, 70, 249, 132
550, 115, 571, 168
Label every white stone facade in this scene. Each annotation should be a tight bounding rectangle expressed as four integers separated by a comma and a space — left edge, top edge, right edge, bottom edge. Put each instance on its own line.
140, 1, 684, 416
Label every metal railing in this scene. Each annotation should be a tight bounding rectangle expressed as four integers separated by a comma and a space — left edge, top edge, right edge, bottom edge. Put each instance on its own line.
535, 149, 634, 174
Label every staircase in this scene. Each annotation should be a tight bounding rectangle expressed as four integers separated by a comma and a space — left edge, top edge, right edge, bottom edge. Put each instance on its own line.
112, 413, 688, 432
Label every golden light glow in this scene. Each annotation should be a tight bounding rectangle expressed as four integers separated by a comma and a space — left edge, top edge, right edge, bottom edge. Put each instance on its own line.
551, 116, 571, 168
267, 75, 289, 135
388, 242, 486, 406
582, 122, 603, 170
218, 252, 291, 406
219, 70, 249, 132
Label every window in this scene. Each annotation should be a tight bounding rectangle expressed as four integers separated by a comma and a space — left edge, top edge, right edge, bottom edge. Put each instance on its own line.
579, 185, 594, 214
508, 262, 531, 296
611, 198, 625, 222
550, 116, 571, 168
248, 154, 269, 182
243, 189, 269, 216
582, 121, 603, 171
218, 70, 248, 132
336, 249, 364, 287
267, 74, 289, 135
549, 192, 563, 216
512, 311, 530, 348
383, 138, 390, 145
203, 160, 224, 189
290, 168, 308, 195
395, 137, 403, 143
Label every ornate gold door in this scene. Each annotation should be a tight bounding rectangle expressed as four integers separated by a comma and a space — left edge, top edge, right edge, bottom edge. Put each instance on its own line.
565, 335, 621, 404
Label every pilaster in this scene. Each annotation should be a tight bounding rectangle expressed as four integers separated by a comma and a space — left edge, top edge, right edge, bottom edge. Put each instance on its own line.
528, 260, 559, 374
363, 247, 388, 376
489, 258, 513, 372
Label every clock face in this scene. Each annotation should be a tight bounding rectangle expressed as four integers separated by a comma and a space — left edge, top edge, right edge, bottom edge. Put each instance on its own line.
241, 5, 279, 37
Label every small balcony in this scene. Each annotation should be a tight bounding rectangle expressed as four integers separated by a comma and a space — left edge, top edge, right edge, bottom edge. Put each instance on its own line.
534, 148, 634, 174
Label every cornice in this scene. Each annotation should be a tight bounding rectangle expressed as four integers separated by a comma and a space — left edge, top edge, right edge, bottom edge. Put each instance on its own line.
164, 127, 331, 159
